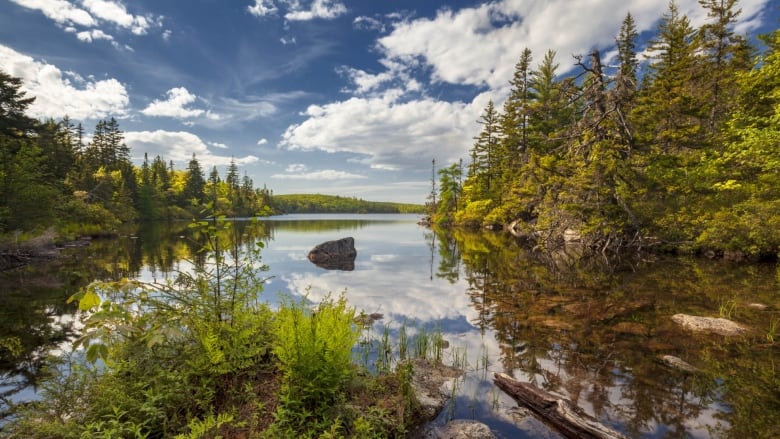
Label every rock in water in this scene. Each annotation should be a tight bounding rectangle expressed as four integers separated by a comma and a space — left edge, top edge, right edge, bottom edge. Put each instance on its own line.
307, 237, 357, 271
658, 355, 699, 373
671, 314, 748, 336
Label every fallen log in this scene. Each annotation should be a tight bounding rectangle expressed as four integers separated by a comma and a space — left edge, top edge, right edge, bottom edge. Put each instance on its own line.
493, 373, 627, 439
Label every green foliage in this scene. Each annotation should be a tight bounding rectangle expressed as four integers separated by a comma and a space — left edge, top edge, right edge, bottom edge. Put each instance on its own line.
273, 293, 360, 429
455, 199, 493, 228
274, 193, 423, 214
175, 412, 235, 439
433, 163, 463, 226
435, 4, 778, 258
0, 71, 278, 237
6, 216, 276, 438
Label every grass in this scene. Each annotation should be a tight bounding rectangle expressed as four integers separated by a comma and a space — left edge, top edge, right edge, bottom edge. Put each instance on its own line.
718, 297, 738, 319
767, 317, 779, 343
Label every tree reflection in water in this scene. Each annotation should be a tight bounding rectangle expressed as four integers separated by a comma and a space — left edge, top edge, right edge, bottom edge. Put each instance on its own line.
2, 219, 777, 437
434, 225, 779, 438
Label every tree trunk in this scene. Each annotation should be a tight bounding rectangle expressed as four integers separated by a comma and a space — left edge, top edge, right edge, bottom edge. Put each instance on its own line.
493, 373, 627, 439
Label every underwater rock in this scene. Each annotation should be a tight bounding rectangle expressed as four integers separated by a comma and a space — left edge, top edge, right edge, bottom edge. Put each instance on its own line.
658, 355, 699, 373
671, 314, 748, 336
420, 420, 496, 439
411, 359, 463, 421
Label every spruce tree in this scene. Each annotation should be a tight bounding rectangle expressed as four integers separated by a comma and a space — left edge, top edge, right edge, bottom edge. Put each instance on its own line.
183, 153, 206, 205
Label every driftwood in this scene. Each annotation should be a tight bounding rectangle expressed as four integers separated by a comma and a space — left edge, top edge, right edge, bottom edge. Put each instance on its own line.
493, 373, 627, 439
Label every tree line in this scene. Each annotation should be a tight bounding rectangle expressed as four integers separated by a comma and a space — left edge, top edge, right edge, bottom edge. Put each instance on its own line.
274, 193, 423, 214
429, 0, 779, 258
0, 73, 274, 237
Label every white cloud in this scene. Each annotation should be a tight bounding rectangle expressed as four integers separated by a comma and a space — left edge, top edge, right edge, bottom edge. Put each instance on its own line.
162, 29, 172, 41
376, 0, 771, 89
10, 0, 96, 27
281, 0, 773, 176
10, 0, 161, 44
0, 44, 129, 120
338, 67, 394, 95
213, 97, 277, 123
280, 36, 297, 45
209, 141, 229, 149
248, 0, 346, 21
141, 87, 206, 119
285, 0, 346, 21
285, 163, 308, 172
271, 169, 366, 180
75, 28, 114, 43
247, 0, 278, 17
282, 95, 479, 171
257, 138, 269, 145
205, 110, 223, 121
81, 0, 145, 33
125, 130, 259, 167
353, 16, 386, 32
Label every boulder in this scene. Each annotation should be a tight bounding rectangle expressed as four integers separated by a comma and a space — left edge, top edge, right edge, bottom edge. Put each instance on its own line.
658, 355, 699, 373
416, 420, 496, 439
411, 359, 463, 421
307, 237, 357, 271
671, 314, 748, 336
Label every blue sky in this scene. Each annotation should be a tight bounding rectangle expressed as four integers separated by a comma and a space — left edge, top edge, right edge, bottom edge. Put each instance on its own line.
1, 0, 777, 203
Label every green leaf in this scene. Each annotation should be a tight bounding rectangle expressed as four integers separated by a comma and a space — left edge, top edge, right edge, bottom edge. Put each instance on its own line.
78, 290, 102, 311
86, 343, 108, 364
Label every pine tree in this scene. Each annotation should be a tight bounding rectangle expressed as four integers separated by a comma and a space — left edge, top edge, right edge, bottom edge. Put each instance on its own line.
183, 153, 206, 205
0, 70, 36, 139
0, 71, 58, 231
226, 157, 239, 191
465, 100, 501, 203
499, 48, 534, 174
435, 163, 462, 225
634, 0, 703, 152
507, 50, 571, 229
696, 29, 780, 254
697, 0, 753, 134
614, 12, 639, 147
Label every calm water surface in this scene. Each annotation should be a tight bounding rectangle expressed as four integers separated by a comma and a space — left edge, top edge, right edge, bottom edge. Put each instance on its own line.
1, 214, 778, 438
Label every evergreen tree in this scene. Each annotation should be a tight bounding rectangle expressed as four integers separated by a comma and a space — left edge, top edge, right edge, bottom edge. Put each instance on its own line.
505, 50, 571, 230
0, 70, 36, 139
464, 100, 501, 203
697, 0, 753, 134
634, 0, 703, 152
136, 153, 158, 218
183, 153, 206, 205
499, 48, 534, 175
489, 48, 535, 223
0, 70, 57, 231
528, 50, 570, 151
614, 12, 639, 147
435, 163, 462, 225
696, 29, 780, 254
151, 155, 170, 192
226, 157, 239, 191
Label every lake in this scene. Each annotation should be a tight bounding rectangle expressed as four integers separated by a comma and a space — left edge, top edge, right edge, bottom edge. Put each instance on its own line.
1, 213, 778, 437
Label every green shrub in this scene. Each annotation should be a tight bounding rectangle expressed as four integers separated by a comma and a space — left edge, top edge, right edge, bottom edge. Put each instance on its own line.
5, 216, 276, 438
455, 200, 493, 228
273, 293, 361, 428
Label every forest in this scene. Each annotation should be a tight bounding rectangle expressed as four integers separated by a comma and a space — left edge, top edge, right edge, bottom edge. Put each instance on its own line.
0, 79, 275, 240
2, 0, 778, 259
273, 194, 423, 214
429, 1, 779, 259
0, 78, 420, 245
